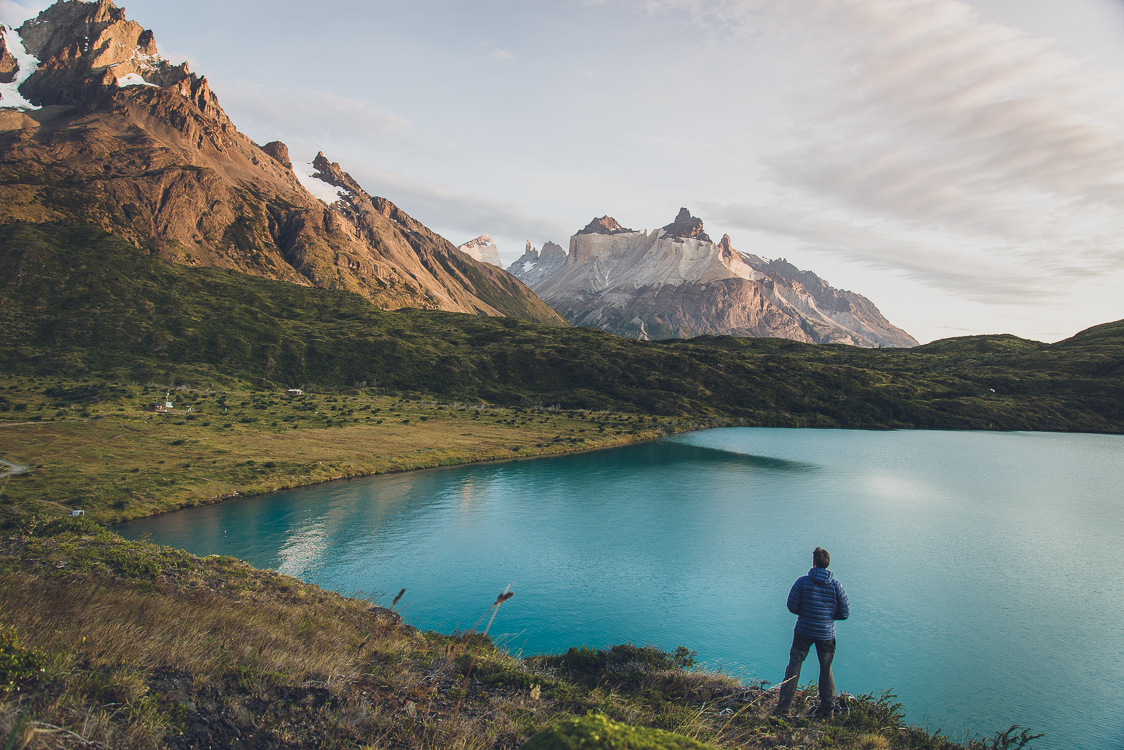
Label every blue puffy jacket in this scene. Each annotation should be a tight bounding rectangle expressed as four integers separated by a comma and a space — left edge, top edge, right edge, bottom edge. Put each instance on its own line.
788, 567, 849, 641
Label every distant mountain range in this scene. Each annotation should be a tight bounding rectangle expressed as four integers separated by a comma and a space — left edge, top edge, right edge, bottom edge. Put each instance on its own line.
509, 209, 918, 347
0, 0, 565, 326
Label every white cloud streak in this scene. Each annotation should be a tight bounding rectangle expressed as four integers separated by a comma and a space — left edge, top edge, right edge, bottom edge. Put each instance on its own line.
650, 0, 1124, 303
212, 79, 456, 158
0, 0, 44, 27
347, 162, 573, 245
207, 80, 567, 259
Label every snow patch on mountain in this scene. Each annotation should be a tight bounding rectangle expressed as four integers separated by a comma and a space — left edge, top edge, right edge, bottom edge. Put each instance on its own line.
115, 72, 156, 87
0, 25, 40, 110
293, 160, 343, 205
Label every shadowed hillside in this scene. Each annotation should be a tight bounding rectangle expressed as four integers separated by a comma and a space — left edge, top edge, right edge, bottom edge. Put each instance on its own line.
3, 222, 1122, 433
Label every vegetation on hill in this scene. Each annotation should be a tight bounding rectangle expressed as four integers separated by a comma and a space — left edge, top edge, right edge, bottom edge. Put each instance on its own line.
2, 222, 1122, 433
0, 377, 704, 525
0, 517, 1041, 750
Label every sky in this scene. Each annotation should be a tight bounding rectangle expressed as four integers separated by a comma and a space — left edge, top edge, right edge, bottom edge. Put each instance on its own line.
5, 0, 1124, 343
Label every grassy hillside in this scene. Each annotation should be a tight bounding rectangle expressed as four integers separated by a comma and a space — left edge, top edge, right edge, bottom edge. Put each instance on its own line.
0, 517, 1039, 750
0, 379, 701, 525
2, 222, 1122, 433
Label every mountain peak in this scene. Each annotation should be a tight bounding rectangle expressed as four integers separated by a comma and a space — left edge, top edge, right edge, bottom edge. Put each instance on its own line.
661, 208, 710, 243
6, 0, 226, 122
260, 141, 292, 170
312, 152, 366, 197
577, 216, 633, 235
457, 234, 502, 267
461, 234, 494, 247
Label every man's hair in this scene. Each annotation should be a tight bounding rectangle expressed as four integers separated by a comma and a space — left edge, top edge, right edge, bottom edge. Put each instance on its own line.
813, 547, 830, 568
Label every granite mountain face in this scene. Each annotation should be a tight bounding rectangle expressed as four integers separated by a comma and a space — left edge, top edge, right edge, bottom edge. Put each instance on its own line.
0, 0, 565, 326
509, 209, 918, 347
457, 234, 502, 267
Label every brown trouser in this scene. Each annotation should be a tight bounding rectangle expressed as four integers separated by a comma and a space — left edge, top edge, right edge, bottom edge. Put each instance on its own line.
776, 632, 836, 715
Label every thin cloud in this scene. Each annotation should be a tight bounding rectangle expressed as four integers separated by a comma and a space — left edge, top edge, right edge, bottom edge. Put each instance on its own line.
212, 79, 456, 158
480, 40, 514, 61
0, 0, 45, 26
340, 159, 573, 248
706, 201, 1053, 304
649, 0, 1124, 305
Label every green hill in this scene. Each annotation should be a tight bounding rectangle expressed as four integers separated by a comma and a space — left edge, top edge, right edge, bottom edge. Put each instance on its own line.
3, 222, 1122, 432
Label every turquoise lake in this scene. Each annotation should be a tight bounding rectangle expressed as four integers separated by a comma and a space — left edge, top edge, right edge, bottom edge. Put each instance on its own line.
117, 428, 1124, 750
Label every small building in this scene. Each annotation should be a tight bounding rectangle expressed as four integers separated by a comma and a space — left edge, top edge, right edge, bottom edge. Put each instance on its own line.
287, 389, 304, 395
71, 510, 84, 517
146, 393, 174, 412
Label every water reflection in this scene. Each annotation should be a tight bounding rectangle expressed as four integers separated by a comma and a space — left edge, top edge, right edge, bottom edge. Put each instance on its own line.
277, 521, 328, 577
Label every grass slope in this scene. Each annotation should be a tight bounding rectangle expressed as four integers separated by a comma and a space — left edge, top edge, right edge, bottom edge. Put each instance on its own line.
0, 518, 1041, 750
2, 223, 1122, 433
0, 376, 702, 525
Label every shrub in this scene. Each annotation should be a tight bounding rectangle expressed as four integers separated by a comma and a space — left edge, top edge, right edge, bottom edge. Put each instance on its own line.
522, 713, 717, 750
23, 514, 107, 539
0, 626, 45, 689
541, 644, 697, 685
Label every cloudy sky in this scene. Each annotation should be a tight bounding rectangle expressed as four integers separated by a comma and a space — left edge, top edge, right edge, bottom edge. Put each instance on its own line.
6, 0, 1124, 343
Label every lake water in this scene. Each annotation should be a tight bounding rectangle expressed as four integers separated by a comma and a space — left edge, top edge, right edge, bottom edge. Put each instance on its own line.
117, 428, 1124, 750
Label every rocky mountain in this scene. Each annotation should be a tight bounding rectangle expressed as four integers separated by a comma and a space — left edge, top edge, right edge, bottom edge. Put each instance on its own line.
508, 209, 918, 347
508, 240, 566, 287
457, 234, 501, 267
0, 0, 565, 326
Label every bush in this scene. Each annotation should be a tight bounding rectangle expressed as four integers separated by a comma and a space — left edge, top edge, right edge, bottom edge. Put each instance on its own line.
0, 626, 45, 689
23, 514, 107, 539
541, 644, 697, 685
522, 713, 717, 750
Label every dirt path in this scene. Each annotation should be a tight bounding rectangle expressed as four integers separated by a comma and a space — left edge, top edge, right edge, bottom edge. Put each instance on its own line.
0, 459, 29, 478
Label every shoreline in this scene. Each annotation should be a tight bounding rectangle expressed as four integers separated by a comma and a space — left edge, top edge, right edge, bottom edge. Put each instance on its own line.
0, 388, 736, 526
110, 420, 715, 524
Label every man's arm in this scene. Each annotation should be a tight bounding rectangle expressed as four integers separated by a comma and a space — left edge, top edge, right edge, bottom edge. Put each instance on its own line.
834, 582, 850, 621
787, 579, 803, 615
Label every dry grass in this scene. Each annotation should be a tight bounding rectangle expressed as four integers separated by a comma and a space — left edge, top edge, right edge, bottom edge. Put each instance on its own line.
0, 516, 1037, 750
0, 376, 697, 525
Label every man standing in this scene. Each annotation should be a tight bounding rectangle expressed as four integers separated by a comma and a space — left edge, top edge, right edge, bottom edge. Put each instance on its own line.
775, 547, 849, 719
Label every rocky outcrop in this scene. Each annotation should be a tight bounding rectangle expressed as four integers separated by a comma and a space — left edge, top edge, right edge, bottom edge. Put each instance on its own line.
0, 0, 566, 327
508, 241, 566, 288
508, 209, 917, 347
260, 140, 291, 170
0, 28, 18, 84
305, 153, 562, 321
661, 207, 710, 242
14, 0, 228, 124
457, 234, 502, 267
577, 216, 632, 235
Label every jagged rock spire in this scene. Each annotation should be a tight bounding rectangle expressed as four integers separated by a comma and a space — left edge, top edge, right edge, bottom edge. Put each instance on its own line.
577, 216, 633, 235
661, 208, 711, 243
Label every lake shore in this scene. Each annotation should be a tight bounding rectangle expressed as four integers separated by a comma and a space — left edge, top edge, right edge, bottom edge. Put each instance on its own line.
1, 377, 732, 526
